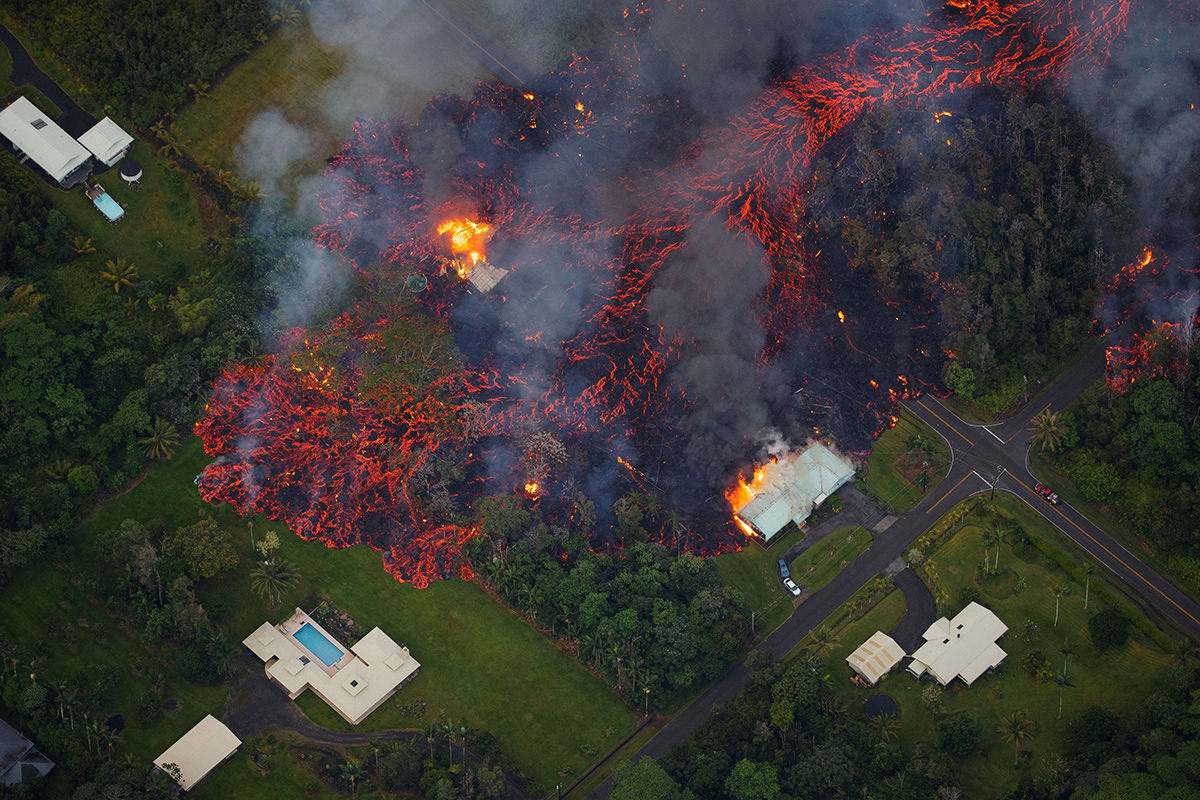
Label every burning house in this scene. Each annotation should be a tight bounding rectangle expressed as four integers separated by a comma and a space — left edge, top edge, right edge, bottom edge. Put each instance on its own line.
730, 441, 857, 544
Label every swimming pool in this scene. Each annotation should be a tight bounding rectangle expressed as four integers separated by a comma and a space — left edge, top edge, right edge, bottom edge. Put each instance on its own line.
91, 192, 124, 222
293, 622, 344, 667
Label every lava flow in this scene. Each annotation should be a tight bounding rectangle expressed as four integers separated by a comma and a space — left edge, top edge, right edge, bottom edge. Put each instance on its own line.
197, 0, 1146, 585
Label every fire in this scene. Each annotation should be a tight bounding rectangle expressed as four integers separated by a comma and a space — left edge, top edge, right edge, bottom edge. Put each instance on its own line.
524, 481, 540, 498
837, 310, 845, 323
437, 217, 492, 266
725, 461, 772, 513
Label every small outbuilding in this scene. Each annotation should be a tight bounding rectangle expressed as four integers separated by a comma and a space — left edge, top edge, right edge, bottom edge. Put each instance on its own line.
77, 117, 134, 167
846, 631, 906, 685
0, 96, 93, 186
907, 601, 1007, 686
153, 714, 241, 791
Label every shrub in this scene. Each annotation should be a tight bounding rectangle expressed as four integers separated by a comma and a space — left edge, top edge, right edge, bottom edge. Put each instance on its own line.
1088, 609, 1130, 651
936, 713, 980, 757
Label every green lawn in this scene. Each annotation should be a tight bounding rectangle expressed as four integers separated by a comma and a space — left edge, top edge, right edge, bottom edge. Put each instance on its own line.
170, 22, 346, 200
822, 499, 1175, 799
714, 525, 808, 636
0, 438, 634, 793
862, 408, 951, 513
789, 526, 871, 592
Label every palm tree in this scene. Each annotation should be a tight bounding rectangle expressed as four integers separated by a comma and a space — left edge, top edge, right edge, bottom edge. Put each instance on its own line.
139, 418, 181, 460
982, 529, 999, 574
249, 560, 300, 607
70, 235, 95, 254
807, 625, 839, 658
45, 457, 72, 481
340, 759, 364, 799
1060, 641, 1074, 679
156, 130, 190, 159
995, 710, 1037, 766
869, 713, 901, 743
1083, 563, 1094, 610
1052, 584, 1070, 627
1030, 409, 1066, 453
100, 258, 138, 293
187, 79, 210, 100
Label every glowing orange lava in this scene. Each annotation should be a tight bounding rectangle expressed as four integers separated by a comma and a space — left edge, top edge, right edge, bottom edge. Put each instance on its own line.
437, 217, 492, 267
524, 481, 540, 498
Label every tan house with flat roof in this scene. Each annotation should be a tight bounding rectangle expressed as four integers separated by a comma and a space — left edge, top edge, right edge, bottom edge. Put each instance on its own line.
154, 714, 240, 791
243, 609, 420, 725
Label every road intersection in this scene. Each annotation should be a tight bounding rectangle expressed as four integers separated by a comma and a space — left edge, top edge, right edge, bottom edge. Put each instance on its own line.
586, 339, 1200, 797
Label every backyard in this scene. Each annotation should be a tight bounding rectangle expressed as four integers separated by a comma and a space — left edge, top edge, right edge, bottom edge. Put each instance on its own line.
0, 437, 635, 794
817, 497, 1177, 798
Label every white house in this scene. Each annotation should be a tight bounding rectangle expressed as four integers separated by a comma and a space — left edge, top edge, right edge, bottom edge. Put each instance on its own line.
0, 97, 92, 186
908, 602, 1007, 686
77, 117, 134, 167
735, 441, 857, 543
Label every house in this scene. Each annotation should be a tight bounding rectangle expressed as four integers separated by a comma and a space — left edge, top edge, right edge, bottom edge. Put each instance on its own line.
153, 714, 240, 791
77, 117, 134, 167
0, 718, 54, 786
907, 602, 1007, 686
846, 631, 906, 685
734, 441, 857, 543
0, 96, 92, 186
243, 609, 420, 725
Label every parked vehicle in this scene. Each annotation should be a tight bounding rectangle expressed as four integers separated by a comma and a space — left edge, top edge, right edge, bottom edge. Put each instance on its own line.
778, 558, 790, 579
1035, 483, 1059, 504
783, 577, 802, 596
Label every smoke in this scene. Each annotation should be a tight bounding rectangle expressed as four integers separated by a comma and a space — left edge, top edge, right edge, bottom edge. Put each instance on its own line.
234, 108, 315, 199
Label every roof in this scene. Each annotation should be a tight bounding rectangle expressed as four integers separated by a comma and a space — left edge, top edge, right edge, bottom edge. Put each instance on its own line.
244, 610, 420, 725
736, 441, 857, 541
154, 715, 240, 791
77, 117, 134, 166
0, 718, 53, 786
908, 602, 1008, 686
0, 97, 92, 183
846, 631, 906, 684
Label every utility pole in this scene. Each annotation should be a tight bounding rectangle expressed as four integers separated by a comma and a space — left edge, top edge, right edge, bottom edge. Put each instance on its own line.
990, 465, 1004, 501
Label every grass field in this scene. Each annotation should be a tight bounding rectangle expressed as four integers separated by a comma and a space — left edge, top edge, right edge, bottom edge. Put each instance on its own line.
0, 438, 634, 793
715, 525, 807, 636
789, 526, 872, 592
863, 408, 951, 513
822, 498, 1175, 799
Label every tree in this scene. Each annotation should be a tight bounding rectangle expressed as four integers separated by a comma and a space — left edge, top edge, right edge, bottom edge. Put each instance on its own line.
71, 235, 95, 254
166, 519, 239, 580
1088, 609, 1130, 651
1060, 640, 1074, 679
139, 417, 181, 460
995, 709, 1038, 766
249, 559, 299, 607
807, 624, 839, 658
1052, 584, 1070, 627
1030, 409, 1066, 453
982, 528, 999, 574
255, 529, 281, 560
870, 713, 901, 743
725, 758, 780, 800
340, 759, 364, 799
936, 713, 979, 756
100, 258, 138, 293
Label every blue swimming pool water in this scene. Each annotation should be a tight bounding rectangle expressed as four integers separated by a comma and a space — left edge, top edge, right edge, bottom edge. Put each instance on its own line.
92, 192, 124, 222
294, 622, 344, 667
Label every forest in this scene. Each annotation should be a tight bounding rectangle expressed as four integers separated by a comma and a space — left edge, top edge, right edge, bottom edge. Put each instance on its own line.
812, 90, 1135, 412
5, 0, 270, 127
0, 157, 267, 584
612, 653, 1200, 800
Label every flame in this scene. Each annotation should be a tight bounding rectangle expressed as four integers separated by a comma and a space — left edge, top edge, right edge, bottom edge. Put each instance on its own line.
437, 217, 492, 266
524, 481, 540, 498
725, 461, 773, 513
837, 310, 845, 323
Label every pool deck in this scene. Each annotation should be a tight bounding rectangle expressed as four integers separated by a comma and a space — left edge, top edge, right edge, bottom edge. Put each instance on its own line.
243, 608, 420, 725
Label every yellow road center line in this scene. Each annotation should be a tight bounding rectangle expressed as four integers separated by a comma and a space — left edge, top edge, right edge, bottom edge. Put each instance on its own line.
915, 398, 975, 446
927, 472, 973, 514
1007, 473, 1200, 628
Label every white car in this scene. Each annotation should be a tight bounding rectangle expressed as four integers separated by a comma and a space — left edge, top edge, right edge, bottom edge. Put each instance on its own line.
783, 577, 802, 596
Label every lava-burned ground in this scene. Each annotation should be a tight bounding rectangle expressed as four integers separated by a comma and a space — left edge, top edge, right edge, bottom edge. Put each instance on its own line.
193, 0, 1178, 587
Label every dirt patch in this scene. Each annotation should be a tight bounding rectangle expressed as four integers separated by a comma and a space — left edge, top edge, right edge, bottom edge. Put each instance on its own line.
893, 451, 933, 486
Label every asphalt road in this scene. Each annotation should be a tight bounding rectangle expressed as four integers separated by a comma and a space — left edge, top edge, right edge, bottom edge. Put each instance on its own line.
585, 337, 1200, 798
0, 23, 97, 137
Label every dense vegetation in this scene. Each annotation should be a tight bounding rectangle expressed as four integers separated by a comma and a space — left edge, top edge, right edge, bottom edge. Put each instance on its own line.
5, 0, 270, 126
0, 157, 263, 583
468, 501, 750, 709
814, 91, 1134, 410
1050, 368, 1200, 584
613, 653, 1200, 800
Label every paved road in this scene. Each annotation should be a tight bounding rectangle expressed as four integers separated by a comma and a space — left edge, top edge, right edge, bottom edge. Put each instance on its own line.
586, 336, 1200, 797
0, 23, 97, 137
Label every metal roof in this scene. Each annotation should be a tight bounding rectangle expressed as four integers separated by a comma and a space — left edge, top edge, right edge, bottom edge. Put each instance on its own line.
0, 97, 92, 183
